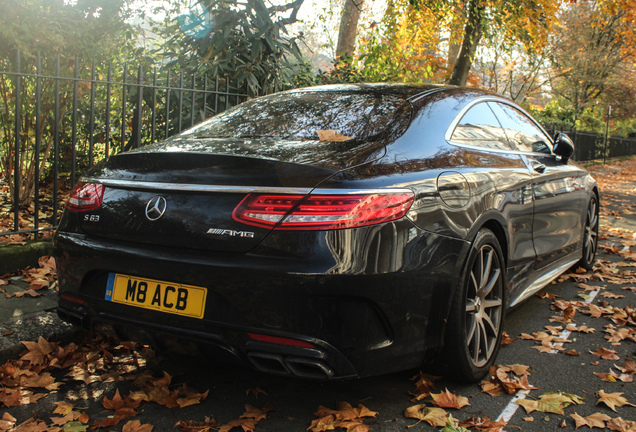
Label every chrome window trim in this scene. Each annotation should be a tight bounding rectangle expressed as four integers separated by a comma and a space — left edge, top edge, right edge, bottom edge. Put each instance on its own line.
444, 96, 555, 157
82, 177, 413, 196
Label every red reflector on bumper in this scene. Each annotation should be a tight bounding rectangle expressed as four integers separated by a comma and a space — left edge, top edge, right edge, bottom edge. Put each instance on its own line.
248, 333, 314, 348
60, 294, 86, 305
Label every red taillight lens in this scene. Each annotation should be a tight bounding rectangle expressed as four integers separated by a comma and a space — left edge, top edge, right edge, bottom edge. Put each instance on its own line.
65, 182, 104, 212
233, 191, 414, 230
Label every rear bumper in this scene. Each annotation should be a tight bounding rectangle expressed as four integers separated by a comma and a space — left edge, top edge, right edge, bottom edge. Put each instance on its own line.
54, 227, 469, 378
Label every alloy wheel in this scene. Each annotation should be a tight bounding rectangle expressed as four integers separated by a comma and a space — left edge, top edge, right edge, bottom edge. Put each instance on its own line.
583, 196, 599, 268
465, 244, 503, 368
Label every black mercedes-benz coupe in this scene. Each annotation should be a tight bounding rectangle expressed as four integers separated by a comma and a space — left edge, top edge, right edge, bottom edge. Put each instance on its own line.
54, 83, 599, 382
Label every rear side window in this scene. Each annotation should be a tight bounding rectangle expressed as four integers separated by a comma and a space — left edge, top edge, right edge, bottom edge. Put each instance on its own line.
488, 102, 552, 154
449, 102, 513, 151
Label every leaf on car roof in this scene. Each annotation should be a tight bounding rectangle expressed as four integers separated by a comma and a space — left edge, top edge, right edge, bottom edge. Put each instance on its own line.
317, 130, 352, 142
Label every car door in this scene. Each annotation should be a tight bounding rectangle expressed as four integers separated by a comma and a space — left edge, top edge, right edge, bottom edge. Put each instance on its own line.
447, 102, 536, 270
488, 102, 587, 269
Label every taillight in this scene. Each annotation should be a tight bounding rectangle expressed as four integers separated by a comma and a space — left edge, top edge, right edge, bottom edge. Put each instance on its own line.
66, 182, 104, 212
232, 191, 414, 230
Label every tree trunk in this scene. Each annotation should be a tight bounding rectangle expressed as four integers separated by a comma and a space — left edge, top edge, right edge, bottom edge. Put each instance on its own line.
446, 6, 466, 70
336, 0, 364, 59
448, 0, 484, 86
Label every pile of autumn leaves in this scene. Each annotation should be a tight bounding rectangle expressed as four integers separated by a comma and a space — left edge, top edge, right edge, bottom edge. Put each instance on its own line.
0, 257, 57, 301
0, 334, 211, 432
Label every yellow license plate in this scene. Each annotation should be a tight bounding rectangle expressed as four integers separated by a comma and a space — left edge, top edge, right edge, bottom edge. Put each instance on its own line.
105, 273, 207, 319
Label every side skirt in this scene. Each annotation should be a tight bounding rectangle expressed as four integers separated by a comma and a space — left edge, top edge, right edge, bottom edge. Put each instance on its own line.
508, 252, 581, 308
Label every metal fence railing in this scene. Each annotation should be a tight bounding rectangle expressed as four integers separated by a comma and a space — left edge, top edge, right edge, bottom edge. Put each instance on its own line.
544, 125, 636, 162
0, 51, 248, 241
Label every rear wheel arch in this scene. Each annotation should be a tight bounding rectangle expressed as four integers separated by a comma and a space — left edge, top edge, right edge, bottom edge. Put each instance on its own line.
442, 217, 508, 320
479, 220, 508, 268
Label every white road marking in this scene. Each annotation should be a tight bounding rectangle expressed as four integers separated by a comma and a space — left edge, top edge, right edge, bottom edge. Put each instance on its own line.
495, 286, 601, 423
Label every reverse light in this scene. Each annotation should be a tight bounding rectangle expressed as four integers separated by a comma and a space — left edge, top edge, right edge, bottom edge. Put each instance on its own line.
66, 182, 104, 212
233, 191, 414, 230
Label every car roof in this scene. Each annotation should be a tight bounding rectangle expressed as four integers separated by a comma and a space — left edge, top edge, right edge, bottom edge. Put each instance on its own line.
281, 83, 446, 100
280, 83, 499, 104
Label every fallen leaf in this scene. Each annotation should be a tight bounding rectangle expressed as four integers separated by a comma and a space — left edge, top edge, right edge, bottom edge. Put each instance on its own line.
102, 389, 142, 410
596, 390, 635, 412
246, 387, 267, 398
0, 413, 16, 431
174, 417, 218, 432
570, 412, 612, 429
459, 416, 507, 431
516, 392, 583, 415
607, 416, 636, 431
590, 347, 621, 360
410, 372, 440, 401
218, 418, 257, 432
500, 331, 516, 346
404, 405, 448, 427
240, 404, 275, 422
20, 337, 55, 365
594, 370, 633, 383
430, 389, 470, 409
122, 420, 154, 432
615, 358, 636, 374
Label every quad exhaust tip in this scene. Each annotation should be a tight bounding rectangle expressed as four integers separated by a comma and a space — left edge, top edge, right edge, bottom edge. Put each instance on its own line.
247, 352, 335, 379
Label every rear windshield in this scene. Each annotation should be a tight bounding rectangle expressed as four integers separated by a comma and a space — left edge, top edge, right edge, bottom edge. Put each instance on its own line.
177, 91, 411, 142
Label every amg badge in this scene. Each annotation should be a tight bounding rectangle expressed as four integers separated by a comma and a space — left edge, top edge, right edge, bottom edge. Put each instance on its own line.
207, 228, 255, 238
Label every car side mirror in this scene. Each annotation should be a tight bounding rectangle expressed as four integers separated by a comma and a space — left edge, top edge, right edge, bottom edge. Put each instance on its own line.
553, 133, 574, 162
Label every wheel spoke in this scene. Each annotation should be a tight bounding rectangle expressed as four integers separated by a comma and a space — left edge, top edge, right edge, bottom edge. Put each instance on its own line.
482, 313, 498, 336
466, 315, 476, 348
481, 268, 500, 297
470, 271, 479, 297
483, 298, 502, 310
481, 249, 493, 290
471, 319, 482, 364
466, 299, 478, 313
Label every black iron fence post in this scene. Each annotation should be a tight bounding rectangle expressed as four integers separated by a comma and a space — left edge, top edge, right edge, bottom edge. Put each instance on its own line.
53, 56, 61, 227
12, 50, 21, 231
34, 54, 42, 239
136, 65, 144, 149
71, 57, 79, 187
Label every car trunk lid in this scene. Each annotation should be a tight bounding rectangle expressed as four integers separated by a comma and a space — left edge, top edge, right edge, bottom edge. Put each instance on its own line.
77, 141, 382, 253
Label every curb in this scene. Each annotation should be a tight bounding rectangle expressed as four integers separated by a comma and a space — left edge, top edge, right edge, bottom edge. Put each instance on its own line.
0, 240, 54, 275
0, 239, 83, 365
0, 311, 84, 365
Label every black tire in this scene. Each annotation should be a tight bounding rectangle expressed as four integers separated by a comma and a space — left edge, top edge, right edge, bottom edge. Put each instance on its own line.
442, 228, 505, 382
578, 195, 599, 270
